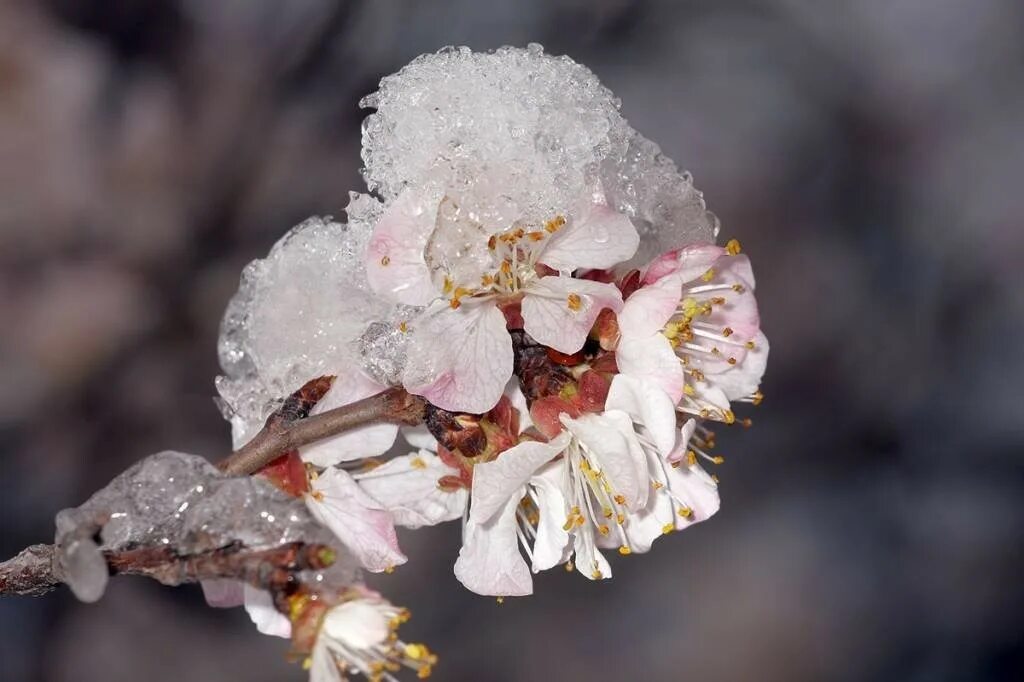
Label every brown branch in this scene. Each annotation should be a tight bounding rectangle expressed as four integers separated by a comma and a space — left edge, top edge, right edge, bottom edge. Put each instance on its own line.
0, 541, 334, 598
217, 386, 427, 476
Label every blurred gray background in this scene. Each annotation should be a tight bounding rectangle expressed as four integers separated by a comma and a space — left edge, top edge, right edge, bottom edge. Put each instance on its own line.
1, 0, 1022, 680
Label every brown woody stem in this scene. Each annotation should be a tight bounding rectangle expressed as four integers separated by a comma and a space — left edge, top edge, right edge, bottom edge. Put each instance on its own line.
217, 386, 426, 476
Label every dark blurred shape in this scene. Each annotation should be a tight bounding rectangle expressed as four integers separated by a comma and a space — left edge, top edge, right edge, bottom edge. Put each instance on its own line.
1, 1, 1021, 681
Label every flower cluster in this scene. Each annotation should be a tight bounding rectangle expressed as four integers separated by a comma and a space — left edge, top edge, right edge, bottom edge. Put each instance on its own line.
212, 45, 769, 680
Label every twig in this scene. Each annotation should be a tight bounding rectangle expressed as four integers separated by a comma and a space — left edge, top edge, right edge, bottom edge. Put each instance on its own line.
218, 386, 426, 476
0, 542, 334, 597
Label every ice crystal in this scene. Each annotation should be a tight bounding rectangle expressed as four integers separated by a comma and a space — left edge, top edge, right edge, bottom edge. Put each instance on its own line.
360, 44, 718, 266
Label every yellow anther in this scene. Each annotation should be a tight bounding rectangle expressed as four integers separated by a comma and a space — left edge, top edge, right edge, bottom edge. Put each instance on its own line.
686, 451, 698, 467
662, 523, 674, 535
616, 513, 625, 524
652, 480, 664, 490
613, 494, 626, 505
727, 357, 737, 365
481, 273, 495, 286
311, 491, 325, 502
449, 298, 462, 310
418, 667, 433, 679
545, 215, 566, 233
711, 455, 725, 465
399, 321, 409, 333
710, 296, 726, 305
567, 293, 582, 311
565, 561, 574, 572
712, 474, 720, 483
384, 565, 395, 574
574, 516, 585, 527
500, 259, 512, 275
488, 235, 497, 250
725, 238, 742, 255
722, 327, 734, 337
380, 255, 391, 266
678, 507, 693, 518
732, 283, 746, 293
591, 569, 603, 579
496, 597, 504, 604
683, 384, 696, 397
301, 657, 312, 671
527, 231, 545, 242
723, 410, 736, 425
442, 276, 454, 295
701, 268, 715, 282
410, 456, 427, 470
602, 507, 613, 519
618, 546, 632, 556
745, 340, 756, 349
752, 390, 764, 406
741, 418, 753, 428
598, 524, 610, 536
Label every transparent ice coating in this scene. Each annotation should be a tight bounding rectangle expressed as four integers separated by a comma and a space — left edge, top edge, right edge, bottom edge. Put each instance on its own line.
360, 44, 718, 266
54, 451, 360, 601
217, 206, 407, 446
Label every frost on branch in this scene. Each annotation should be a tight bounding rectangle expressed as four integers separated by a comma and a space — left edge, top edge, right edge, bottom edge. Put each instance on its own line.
53, 451, 357, 602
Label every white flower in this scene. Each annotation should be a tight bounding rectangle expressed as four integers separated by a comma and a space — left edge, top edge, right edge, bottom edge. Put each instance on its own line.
616, 241, 768, 423
308, 596, 436, 682
365, 189, 638, 413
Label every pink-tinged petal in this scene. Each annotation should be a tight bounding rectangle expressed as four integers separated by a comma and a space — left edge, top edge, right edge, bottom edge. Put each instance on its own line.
666, 462, 721, 529
560, 413, 644, 511
355, 450, 468, 529
243, 585, 291, 638
522, 276, 623, 354
599, 410, 651, 510
605, 374, 679, 456
530, 463, 572, 572
403, 303, 513, 414
200, 579, 244, 608
709, 330, 769, 401
306, 468, 407, 573
301, 371, 399, 466
616, 334, 685, 404
643, 243, 725, 285
618, 273, 684, 339
469, 432, 571, 524
542, 204, 640, 271
667, 420, 698, 464
454, 493, 533, 596
365, 189, 439, 306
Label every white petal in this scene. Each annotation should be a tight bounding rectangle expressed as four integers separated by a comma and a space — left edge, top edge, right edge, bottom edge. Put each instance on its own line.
618, 273, 684, 339
309, 640, 342, 682
301, 371, 399, 466
572, 525, 612, 581
365, 188, 439, 306
621, 455, 676, 554
598, 410, 652, 511
243, 585, 291, 639
403, 303, 513, 414
505, 381, 532, 434
616, 334, 686, 404
541, 203, 639, 271
469, 432, 571, 524
667, 462, 721, 529
605, 374, 679, 456
454, 493, 533, 596
561, 413, 644, 511
522, 276, 623, 354
529, 464, 572, 572
400, 424, 438, 451
356, 450, 468, 528
200, 579, 244, 608
322, 600, 390, 649
668, 420, 698, 463
306, 468, 407, 573
708, 330, 769, 401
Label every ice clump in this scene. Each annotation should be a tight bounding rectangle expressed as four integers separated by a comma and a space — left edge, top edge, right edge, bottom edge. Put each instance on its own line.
217, 207, 407, 447
360, 44, 718, 265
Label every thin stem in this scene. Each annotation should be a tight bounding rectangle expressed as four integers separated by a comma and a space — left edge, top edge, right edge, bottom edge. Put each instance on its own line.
217, 386, 427, 476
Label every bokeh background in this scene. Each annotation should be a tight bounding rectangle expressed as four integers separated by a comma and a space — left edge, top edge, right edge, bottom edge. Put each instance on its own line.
2, 0, 1022, 680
